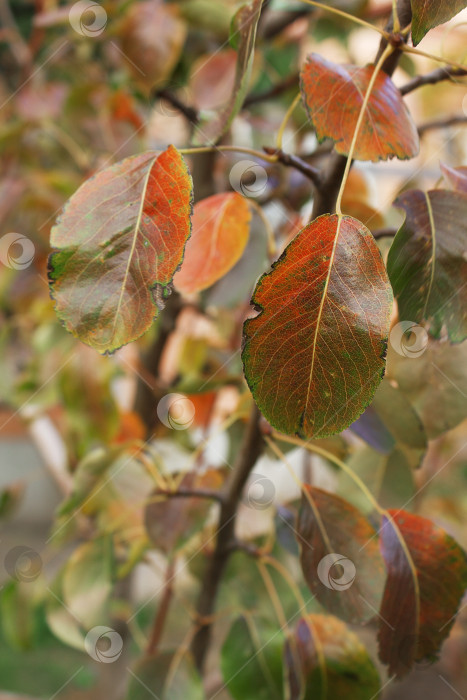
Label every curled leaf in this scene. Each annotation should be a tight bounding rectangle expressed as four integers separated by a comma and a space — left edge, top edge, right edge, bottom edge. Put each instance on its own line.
300, 54, 419, 162
378, 509, 467, 676
388, 188, 467, 342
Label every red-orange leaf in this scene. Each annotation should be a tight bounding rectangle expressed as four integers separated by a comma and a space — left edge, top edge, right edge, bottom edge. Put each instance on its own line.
378, 509, 467, 676
49, 146, 193, 354
174, 192, 251, 294
300, 54, 419, 162
297, 486, 386, 624
242, 214, 393, 439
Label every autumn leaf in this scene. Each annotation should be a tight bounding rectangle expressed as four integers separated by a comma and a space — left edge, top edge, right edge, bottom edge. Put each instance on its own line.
388, 189, 467, 342
411, 0, 467, 45
119, 0, 187, 92
297, 486, 386, 624
440, 162, 467, 193
49, 146, 193, 354
300, 54, 419, 161
378, 509, 467, 676
242, 214, 393, 439
284, 614, 381, 700
174, 192, 251, 294
193, 0, 262, 145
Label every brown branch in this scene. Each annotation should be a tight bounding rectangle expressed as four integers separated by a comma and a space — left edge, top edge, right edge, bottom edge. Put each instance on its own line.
418, 114, 467, 134
153, 88, 199, 125
372, 227, 397, 240
400, 67, 467, 95
243, 73, 299, 107
190, 404, 264, 671
263, 146, 322, 188
153, 487, 225, 504
146, 558, 176, 656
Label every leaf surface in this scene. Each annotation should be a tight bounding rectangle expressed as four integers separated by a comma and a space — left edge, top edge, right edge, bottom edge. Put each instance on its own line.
388, 189, 467, 342
300, 54, 419, 161
174, 192, 251, 293
440, 162, 467, 193
378, 509, 467, 676
242, 214, 393, 439
297, 486, 386, 623
193, 0, 262, 145
49, 146, 193, 353
221, 615, 283, 700
411, 0, 467, 45
386, 337, 467, 439
284, 614, 381, 700
127, 651, 204, 700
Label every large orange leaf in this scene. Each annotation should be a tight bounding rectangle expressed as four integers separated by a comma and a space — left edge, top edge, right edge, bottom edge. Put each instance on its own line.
411, 0, 467, 45
378, 509, 467, 676
49, 146, 193, 354
300, 54, 419, 162
297, 486, 386, 624
174, 192, 251, 294
242, 214, 393, 439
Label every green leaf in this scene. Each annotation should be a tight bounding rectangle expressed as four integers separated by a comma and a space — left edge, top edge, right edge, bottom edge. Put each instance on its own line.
284, 614, 381, 700
221, 615, 283, 700
388, 189, 467, 342
242, 214, 393, 439
371, 379, 427, 451
62, 537, 114, 628
1, 581, 36, 650
378, 509, 467, 676
411, 0, 467, 45
127, 651, 204, 700
297, 486, 386, 623
193, 0, 262, 145
386, 336, 467, 439
49, 146, 193, 353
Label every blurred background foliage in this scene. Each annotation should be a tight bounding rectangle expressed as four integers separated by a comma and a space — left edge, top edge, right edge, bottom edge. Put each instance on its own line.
0, 0, 466, 698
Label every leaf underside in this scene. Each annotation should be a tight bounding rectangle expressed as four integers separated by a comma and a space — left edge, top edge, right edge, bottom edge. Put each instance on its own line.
388, 188, 467, 342
242, 214, 393, 439
300, 54, 419, 162
49, 146, 193, 354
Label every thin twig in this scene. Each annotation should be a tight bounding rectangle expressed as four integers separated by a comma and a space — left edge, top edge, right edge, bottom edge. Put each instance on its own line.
146, 558, 176, 655
190, 404, 264, 671
243, 73, 299, 107
400, 67, 467, 95
263, 146, 322, 188
418, 114, 467, 135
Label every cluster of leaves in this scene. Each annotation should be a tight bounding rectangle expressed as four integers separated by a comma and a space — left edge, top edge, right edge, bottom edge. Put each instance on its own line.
1, 0, 467, 699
